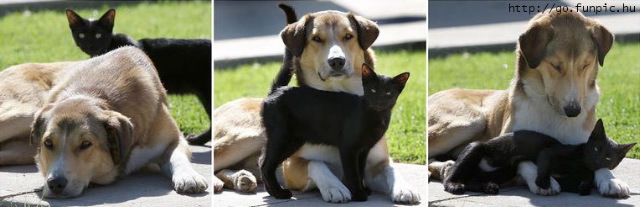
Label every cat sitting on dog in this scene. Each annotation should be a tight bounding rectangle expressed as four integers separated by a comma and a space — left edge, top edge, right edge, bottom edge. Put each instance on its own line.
260, 64, 409, 201
443, 119, 634, 196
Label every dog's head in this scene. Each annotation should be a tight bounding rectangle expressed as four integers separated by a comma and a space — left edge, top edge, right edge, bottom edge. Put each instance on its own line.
280, 10, 378, 88
516, 10, 613, 118
31, 96, 132, 198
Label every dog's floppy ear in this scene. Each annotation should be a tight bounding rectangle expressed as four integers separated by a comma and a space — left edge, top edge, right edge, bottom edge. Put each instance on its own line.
518, 23, 553, 69
66, 9, 84, 26
348, 13, 379, 50
589, 25, 614, 66
99, 9, 116, 27
104, 111, 133, 165
30, 104, 54, 146
280, 14, 314, 57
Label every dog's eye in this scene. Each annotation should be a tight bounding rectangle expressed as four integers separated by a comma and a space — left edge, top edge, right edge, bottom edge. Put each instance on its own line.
344, 34, 353, 40
552, 64, 561, 72
80, 141, 92, 150
312, 36, 321, 42
78, 33, 85, 39
95, 33, 102, 39
44, 139, 54, 150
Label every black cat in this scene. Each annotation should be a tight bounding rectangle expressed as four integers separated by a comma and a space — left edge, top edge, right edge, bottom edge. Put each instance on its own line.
66, 9, 211, 144
443, 119, 635, 195
260, 64, 409, 201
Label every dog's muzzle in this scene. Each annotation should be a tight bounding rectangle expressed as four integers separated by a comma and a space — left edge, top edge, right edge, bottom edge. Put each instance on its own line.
47, 176, 68, 195
563, 101, 581, 117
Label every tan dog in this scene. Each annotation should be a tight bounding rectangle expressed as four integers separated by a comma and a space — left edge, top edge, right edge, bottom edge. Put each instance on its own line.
30, 47, 207, 198
428, 10, 628, 197
0, 61, 77, 165
214, 8, 421, 204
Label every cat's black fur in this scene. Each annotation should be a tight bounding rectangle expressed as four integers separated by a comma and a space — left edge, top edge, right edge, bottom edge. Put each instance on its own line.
260, 64, 409, 201
66, 9, 212, 144
443, 119, 635, 196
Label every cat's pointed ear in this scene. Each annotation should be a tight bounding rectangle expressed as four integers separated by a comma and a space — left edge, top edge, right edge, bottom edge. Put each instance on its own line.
619, 143, 636, 155
361, 63, 377, 80
99, 9, 116, 27
392, 72, 410, 88
591, 118, 606, 139
66, 9, 84, 26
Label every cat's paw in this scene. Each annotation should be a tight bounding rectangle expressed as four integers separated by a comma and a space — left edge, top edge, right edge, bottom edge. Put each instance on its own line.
597, 178, 630, 198
444, 182, 466, 195
269, 189, 293, 199
483, 182, 500, 195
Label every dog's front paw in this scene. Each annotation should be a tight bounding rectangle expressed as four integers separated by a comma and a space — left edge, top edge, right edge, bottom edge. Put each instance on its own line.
597, 178, 630, 198
232, 170, 257, 193
392, 186, 421, 204
319, 185, 352, 203
444, 182, 466, 195
528, 177, 560, 196
173, 170, 208, 194
213, 176, 224, 193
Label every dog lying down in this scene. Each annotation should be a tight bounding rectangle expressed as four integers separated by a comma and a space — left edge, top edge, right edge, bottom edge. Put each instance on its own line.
31, 46, 208, 198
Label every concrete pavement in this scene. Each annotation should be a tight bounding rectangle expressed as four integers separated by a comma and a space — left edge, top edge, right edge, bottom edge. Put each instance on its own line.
214, 163, 428, 207
0, 145, 212, 207
429, 158, 640, 207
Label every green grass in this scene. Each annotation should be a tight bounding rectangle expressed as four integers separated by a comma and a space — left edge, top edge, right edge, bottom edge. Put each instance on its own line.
215, 50, 427, 164
0, 1, 211, 135
429, 43, 640, 158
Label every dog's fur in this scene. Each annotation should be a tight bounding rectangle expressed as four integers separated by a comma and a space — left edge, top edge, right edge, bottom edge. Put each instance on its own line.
213, 5, 421, 204
0, 62, 77, 165
427, 10, 628, 197
30, 47, 207, 198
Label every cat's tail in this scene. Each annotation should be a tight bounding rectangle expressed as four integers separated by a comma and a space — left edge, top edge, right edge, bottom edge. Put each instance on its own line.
278, 3, 298, 24
269, 3, 298, 95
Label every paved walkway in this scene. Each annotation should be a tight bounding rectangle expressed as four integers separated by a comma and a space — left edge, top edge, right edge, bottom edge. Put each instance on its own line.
214, 163, 428, 207
429, 158, 640, 207
0, 145, 212, 207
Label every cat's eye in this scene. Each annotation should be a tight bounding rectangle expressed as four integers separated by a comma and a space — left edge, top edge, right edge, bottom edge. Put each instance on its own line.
605, 157, 611, 161
78, 33, 85, 39
79, 140, 92, 150
95, 33, 102, 39
44, 139, 54, 150
594, 147, 599, 152
371, 89, 376, 93
386, 92, 391, 95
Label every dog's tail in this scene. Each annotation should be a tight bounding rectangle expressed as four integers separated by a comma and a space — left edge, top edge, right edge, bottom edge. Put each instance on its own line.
278, 3, 297, 24
269, 3, 298, 95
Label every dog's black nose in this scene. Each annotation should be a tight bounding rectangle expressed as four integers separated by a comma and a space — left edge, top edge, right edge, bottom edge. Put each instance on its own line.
328, 57, 346, 70
563, 103, 581, 117
47, 176, 68, 194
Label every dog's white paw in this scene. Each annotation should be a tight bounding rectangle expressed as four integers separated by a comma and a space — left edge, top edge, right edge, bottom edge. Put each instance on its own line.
597, 178, 630, 198
528, 177, 560, 196
232, 170, 257, 193
319, 184, 351, 203
173, 169, 209, 194
392, 187, 421, 204
213, 176, 224, 193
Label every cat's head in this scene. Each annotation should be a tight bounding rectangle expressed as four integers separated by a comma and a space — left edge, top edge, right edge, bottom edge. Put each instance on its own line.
583, 119, 636, 170
361, 64, 409, 111
66, 9, 116, 56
